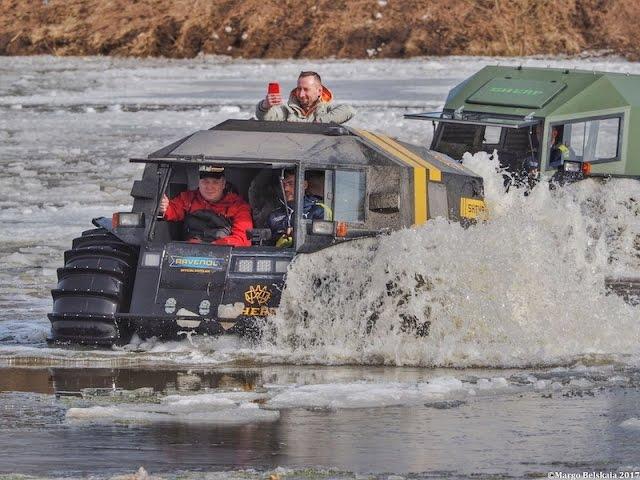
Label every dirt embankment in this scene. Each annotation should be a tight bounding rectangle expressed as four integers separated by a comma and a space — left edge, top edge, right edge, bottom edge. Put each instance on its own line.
1, 0, 640, 60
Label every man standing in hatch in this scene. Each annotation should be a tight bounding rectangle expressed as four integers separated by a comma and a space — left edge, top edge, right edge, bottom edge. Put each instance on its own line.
256, 71, 355, 124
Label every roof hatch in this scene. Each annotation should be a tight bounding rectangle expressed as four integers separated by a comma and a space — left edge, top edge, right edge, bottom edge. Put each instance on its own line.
467, 78, 566, 109
404, 111, 538, 129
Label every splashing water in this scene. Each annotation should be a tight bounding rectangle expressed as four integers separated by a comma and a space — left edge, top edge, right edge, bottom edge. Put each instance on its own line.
261, 152, 640, 368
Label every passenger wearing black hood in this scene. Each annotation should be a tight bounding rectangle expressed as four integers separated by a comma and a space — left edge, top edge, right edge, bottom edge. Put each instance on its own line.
256, 71, 355, 124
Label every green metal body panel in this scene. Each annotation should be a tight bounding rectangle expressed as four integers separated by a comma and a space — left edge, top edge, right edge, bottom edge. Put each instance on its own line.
441, 66, 640, 177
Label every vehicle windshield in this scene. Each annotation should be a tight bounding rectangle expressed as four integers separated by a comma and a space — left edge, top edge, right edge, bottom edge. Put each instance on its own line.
431, 122, 540, 176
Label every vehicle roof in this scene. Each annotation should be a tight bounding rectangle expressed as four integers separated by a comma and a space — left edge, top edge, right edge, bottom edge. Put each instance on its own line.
144, 120, 480, 179
148, 120, 376, 167
443, 65, 640, 119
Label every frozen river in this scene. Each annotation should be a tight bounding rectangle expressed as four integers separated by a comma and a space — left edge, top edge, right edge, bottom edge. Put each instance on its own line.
1, 55, 640, 479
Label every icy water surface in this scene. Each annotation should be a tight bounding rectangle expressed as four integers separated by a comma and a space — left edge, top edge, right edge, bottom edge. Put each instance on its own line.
1, 55, 640, 478
2, 363, 640, 478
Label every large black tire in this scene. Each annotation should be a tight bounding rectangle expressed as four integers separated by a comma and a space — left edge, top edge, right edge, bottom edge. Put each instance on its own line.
48, 228, 139, 345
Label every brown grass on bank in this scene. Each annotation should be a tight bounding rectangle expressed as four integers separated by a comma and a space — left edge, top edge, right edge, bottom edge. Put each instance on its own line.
1, 0, 640, 59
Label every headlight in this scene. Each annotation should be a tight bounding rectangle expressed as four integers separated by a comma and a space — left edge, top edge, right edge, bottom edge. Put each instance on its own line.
234, 257, 290, 274
255, 259, 272, 273
236, 258, 254, 272
275, 260, 289, 273
142, 252, 162, 267
563, 161, 582, 173
112, 212, 145, 228
312, 220, 334, 235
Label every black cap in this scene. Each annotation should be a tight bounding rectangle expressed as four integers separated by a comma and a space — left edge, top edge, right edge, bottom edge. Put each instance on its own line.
199, 165, 225, 179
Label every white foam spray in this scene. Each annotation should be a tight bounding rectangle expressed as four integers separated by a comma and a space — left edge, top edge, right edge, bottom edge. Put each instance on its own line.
261, 152, 640, 367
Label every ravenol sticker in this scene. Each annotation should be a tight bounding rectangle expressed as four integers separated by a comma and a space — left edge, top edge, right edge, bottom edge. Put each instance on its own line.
169, 256, 225, 271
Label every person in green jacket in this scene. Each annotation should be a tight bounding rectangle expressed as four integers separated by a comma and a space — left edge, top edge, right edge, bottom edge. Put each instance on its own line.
256, 71, 355, 124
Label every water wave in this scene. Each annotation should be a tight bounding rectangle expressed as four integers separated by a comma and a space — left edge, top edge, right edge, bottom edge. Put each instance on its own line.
262, 152, 640, 367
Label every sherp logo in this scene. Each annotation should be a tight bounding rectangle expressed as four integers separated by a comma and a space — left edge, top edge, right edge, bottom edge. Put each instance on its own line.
490, 87, 543, 96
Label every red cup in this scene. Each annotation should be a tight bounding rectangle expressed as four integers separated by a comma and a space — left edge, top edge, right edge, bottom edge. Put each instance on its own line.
268, 82, 280, 95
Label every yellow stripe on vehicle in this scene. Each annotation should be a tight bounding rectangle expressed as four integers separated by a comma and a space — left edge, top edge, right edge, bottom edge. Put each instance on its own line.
355, 129, 428, 225
370, 133, 443, 182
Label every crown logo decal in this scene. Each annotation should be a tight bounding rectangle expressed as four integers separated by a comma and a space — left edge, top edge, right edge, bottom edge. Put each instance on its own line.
244, 285, 272, 305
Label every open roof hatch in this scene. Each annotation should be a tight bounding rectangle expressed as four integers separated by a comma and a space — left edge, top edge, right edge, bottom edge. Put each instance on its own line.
404, 110, 539, 129
467, 77, 566, 109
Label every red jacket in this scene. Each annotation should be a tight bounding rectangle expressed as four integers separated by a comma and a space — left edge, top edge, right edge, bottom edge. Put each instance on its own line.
164, 190, 253, 247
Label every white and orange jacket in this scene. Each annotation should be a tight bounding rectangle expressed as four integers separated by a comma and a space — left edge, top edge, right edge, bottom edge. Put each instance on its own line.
256, 85, 355, 124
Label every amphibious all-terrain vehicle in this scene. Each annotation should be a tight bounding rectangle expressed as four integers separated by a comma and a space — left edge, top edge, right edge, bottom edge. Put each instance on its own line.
49, 120, 485, 344
50, 65, 640, 345
408, 65, 640, 181
406, 65, 640, 300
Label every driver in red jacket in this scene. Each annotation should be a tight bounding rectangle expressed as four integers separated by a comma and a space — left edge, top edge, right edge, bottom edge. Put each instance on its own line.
159, 166, 253, 247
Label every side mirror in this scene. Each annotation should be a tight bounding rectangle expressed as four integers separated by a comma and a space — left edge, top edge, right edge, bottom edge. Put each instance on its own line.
369, 192, 400, 214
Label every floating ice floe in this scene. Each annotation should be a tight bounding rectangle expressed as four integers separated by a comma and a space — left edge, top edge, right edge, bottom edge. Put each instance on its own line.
620, 418, 640, 429
66, 390, 277, 425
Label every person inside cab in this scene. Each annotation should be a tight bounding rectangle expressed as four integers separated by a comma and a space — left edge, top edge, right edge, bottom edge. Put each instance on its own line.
520, 124, 570, 186
159, 165, 253, 247
268, 170, 330, 248
548, 125, 571, 165
256, 71, 355, 124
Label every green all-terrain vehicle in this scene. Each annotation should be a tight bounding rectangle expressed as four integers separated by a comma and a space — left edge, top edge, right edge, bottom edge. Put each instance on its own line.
49, 121, 485, 344
406, 65, 640, 300
408, 65, 640, 180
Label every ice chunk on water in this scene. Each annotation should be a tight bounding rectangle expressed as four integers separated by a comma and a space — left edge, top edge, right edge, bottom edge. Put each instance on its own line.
66, 390, 278, 425
266, 377, 470, 410
620, 418, 640, 429
6, 252, 33, 266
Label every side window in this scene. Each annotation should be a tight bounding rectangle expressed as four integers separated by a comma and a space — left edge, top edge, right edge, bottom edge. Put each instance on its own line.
483, 126, 502, 145
306, 169, 366, 223
594, 118, 620, 159
305, 170, 331, 221
334, 170, 366, 223
440, 123, 478, 145
434, 123, 483, 160
562, 116, 622, 163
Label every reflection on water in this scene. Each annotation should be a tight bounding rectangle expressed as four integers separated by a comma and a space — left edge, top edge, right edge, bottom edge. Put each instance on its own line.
1, 365, 640, 478
0, 367, 260, 395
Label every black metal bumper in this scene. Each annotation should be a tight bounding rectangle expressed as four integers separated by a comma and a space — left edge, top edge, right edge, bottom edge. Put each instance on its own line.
115, 314, 263, 339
